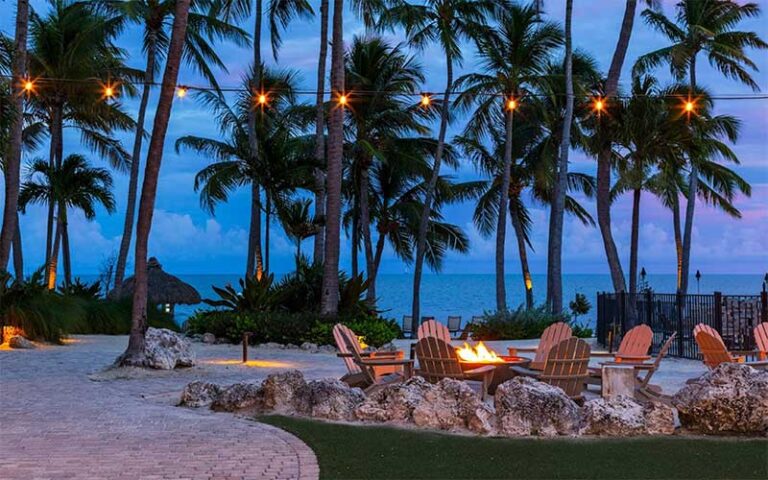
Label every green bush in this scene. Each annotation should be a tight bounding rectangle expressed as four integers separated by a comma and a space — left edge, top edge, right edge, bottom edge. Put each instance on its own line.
470, 305, 591, 340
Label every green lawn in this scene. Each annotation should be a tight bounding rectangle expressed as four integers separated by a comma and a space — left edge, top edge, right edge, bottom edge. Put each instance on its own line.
260, 415, 768, 480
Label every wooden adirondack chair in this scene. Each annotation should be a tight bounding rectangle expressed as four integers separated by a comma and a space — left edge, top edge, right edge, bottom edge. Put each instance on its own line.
694, 330, 768, 370
508, 322, 572, 370
539, 337, 592, 401
417, 319, 452, 342
447, 316, 462, 336
333, 324, 407, 387
592, 324, 653, 364
589, 333, 677, 401
754, 323, 768, 361
414, 336, 496, 400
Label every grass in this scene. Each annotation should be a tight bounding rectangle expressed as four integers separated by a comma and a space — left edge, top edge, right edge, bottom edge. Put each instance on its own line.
260, 415, 768, 480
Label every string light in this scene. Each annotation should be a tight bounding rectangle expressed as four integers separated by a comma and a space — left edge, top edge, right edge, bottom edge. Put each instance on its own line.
507, 98, 518, 110
23, 79, 35, 93
594, 98, 605, 112
257, 93, 268, 105
338, 93, 348, 106
685, 100, 695, 113
420, 93, 431, 107
176, 86, 188, 99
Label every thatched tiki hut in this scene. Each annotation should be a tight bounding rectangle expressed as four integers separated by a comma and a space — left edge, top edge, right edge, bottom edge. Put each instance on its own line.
110, 258, 201, 316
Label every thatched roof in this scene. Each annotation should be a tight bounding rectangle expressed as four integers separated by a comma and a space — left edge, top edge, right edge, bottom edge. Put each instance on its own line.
110, 258, 201, 305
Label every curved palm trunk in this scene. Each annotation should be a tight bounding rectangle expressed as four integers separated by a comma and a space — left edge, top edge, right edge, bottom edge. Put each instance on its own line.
628, 188, 641, 296
546, 0, 575, 314
351, 198, 359, 278
312, 0, 329, 264
411, 59, 452, 324
680, 57, 698, 295
246, 0, 265, 279
0, 0, 29, 271
61, 206, 72, 287
320, 0, 345, 315
48, 219, 62, 290
495, 110, 514, 312
119, 0, 191, 366
360, 163, 376, 303
46, 105, 64, 288
596, 0, 637, 294
672, 196, 683, 292
115, 33, 157, 290
12, 217, 23, 278
510, 197, 533, 310
265, 196, 271, 275
247, 184, 264, 278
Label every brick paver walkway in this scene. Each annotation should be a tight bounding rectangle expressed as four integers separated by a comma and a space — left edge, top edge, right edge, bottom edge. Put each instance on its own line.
0, 338, 319, 480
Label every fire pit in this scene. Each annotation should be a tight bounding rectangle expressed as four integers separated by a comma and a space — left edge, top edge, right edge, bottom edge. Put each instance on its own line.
456, 342, 531, 394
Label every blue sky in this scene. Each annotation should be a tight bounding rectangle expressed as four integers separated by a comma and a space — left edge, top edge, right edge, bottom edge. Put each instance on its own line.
3, 0, 767, 276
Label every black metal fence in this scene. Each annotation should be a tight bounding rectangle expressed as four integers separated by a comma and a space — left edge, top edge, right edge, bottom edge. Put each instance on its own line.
596, 291, 768, 359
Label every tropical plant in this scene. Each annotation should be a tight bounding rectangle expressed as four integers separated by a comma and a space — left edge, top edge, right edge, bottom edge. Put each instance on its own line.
454, 1, 563, 311
203, 274, 279, 313
120, 0, 192, 367
278, 199, 322, 265
18, 154, 116, 287
379, 0, 495, 323
569, 293, 591, 322
94, 0, 250, 291
635, 0, 766, 294
470, 305, 573, 341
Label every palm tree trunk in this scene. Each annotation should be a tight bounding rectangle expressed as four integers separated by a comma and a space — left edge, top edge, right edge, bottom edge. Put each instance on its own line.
48, 219, 62, 290
361, 164, 376, 303
373, 232, 385, 281
115, 33, 157, 291
411, 57, 453, 324
0, 0, 29, 271
546, 0, 574, 314
61, 205, 72, 287
119, 0, 191, 366
246, 0, 264, 278
672, 196, 683, 292
247, 183, 264, 278
45, 106, 63, 272
12, 217, 23, 278
312, 0, 329, 265
596, 0, 637, 294
351, 196, 359, 278
510, 197, 533, 310
680, 56, 698, 295
629, 188, 641, 296
320, 0, 345, 315
46, 104, 64, 287
265, 196, 271, 275
495, 109, 514, 312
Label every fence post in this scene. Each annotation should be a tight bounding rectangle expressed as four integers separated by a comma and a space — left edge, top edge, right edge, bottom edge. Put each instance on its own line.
645, 290, 653, 326
618, 290, 626, 334
762, 291, 767, 323
676, 292, 684, 356
714, 291, 723, 336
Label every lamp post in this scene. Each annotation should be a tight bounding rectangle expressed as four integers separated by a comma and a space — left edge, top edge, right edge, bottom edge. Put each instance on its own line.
695, 270, 701, 294
640, 267, 646, 284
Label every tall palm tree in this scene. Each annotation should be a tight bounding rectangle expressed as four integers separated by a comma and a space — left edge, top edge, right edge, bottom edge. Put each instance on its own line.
96, 0, 249, 292
380, 0, 495, 323
312, 0, 330, 264
0, 0, 30, 273
454, 1, 562, 311
635, 0, 766, 294
119, 0, 191, 367
595, 0, 659, 296
546, 0, 574, 314
278, 198, 322, 267
343, 35, 429, 302
18, 155, 116, 287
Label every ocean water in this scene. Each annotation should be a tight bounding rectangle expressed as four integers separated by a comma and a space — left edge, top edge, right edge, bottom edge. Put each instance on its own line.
102, 273, 765, 328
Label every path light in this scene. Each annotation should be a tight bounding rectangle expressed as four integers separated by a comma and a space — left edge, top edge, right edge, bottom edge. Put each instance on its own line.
176, 86, 188, 99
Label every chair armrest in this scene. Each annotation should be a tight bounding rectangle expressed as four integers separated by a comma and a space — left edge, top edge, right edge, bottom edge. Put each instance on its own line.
370, 351, 403, 359
463, 365, 496, 376
511, 365, 540, 378
508, 346, 538, 354
600, 361, 654, 370
336, 352, 373, 358
745, 360, 768, 368
358, 358, 415, 367
613, 354, 652, 363
590, 351, 616, 357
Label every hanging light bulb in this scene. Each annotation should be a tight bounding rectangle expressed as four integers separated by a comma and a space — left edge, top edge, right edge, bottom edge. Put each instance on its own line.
420, 93, 431, 107
23, 79, 35, 93
176, 86, 188, 99
338, 93, 348, 106
685, 100, 695, 113
594, 98, 604, 112
257, 93, 268, 105
507, 98, 517, 111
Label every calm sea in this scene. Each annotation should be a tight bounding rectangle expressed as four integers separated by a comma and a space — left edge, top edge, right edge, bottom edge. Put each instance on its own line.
85, 273, 766, 328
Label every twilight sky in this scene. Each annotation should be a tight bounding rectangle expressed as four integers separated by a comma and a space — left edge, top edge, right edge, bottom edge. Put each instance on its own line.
2, 0, 767, 276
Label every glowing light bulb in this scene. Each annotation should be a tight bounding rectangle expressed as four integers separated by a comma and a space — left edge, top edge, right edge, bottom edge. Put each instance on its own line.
257, 93, 267, 105
685, 101, 694, 112
339, 94, 348, 106
23, 80, 34, 92
507, 98, 517, 110
420, 94, 431, 107
595, 99, 604, 111
176, 86, 188, 98
104, 86, 114, 98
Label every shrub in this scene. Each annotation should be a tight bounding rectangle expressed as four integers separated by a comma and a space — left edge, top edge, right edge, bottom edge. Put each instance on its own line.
470, 306, 572, 341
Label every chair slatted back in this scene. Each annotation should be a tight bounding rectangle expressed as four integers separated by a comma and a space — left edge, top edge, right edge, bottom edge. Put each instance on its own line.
617, 324, 653, 357
754, 323, 768, 361
447, 316, 462, 333
414, 337, 465, 383
540, 337, 591, 399
417, 319, 452, 343
694, 330, 733, 369
639, 332, 677, 389
531, 322, 573, 370
333, 324, 361, 375
693, 323, 723, 343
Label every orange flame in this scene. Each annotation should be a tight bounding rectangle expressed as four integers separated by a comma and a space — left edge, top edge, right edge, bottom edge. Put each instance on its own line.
456, 341, 504, 363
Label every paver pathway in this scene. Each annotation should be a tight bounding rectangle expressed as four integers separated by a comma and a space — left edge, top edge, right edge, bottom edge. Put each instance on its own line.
0, 337, 319, 480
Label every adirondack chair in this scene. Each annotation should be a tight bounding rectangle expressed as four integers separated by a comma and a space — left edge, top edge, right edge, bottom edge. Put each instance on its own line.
694, 330, 768, 370
447, 316, 462, 337
592, 324, 653, 363
507, 322, 572, 370
417, 319, 452, 342
402, 316, 414, 339
333, 324, 414, 391
589, 333, 678, 401
539, 337, 592, 401
754, 323, 768, 361
414, 336, 495, 400
333, 324, 407, 387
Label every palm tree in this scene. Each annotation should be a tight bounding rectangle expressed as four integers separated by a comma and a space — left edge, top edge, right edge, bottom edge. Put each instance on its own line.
454, 2, 562, 312
27, 0, 137, 287
635, 0, 766, 294
312, 0, 330, 264
0, 0, 30, 273
95, 0, 249, 292
18, 155, 116, 287
380, 0, 495, 323
595, 0, 659, 296
278, 198, 322, 267
119, 0, 191, 367
343, 35, 429, 301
